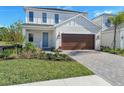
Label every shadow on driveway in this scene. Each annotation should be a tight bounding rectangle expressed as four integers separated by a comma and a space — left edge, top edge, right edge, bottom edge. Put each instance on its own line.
64, 50, 101, 56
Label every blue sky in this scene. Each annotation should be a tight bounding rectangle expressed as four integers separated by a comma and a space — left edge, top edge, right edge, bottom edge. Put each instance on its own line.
0, 6, 124, 27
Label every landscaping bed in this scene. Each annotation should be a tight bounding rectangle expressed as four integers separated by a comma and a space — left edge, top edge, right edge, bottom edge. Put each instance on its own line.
0, 59, 93, 85
0, 43, 73, 61
100, 46, 124, 56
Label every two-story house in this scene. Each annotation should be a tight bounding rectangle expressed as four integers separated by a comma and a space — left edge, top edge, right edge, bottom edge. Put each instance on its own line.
22, 7, 101, 50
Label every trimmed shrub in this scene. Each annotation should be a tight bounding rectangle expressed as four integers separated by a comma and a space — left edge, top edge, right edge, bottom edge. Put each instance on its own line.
100, 46, 124, 55
32, 48, 43, 59
50, 47, 55, 52
19, 50, 33, 59
23, 43, 36, 52
40, 52, 73, 61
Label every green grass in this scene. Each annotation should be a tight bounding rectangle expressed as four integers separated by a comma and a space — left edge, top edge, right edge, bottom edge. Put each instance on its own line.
119, 53, 124, 56
0, 59, 93, 85
101, 47, 124, 56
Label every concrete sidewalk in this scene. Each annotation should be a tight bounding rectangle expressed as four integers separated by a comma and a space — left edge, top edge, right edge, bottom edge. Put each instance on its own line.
17, 75, 111, 86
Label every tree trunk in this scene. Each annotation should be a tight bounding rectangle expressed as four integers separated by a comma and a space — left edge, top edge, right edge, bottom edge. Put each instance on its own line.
113, 25, 117, 50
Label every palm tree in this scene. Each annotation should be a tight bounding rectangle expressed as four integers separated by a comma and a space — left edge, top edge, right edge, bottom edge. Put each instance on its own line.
109, 12, 124, 50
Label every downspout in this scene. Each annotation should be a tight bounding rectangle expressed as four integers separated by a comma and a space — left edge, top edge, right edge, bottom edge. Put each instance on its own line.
100, 16, 103, 50
113, 25, 117, 49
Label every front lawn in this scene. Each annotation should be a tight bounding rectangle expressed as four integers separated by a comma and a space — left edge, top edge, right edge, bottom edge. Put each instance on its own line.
0, 59, 93, 85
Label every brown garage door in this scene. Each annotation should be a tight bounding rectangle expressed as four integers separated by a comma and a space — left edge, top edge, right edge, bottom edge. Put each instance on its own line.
62, 34, 95, 50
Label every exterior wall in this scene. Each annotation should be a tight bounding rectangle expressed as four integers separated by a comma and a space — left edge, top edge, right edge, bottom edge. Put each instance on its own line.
120, 27, 124, 49
101, 30, 120, 48
24, 29, 55, 48
25, 8, 87, 25
95, 31, 101, 50
55, 16, 98, 49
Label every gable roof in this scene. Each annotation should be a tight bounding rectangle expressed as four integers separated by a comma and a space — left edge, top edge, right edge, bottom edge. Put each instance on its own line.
24, 7, 87, 14
55, 14, 102, 32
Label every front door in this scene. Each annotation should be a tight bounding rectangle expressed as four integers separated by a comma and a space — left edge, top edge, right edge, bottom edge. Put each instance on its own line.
42, 32, 48, 48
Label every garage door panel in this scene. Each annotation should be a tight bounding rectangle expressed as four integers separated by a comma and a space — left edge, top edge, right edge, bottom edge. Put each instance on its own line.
63, 38, 93, 42
63, 43, 93, 48
62, 37, 94, 40
62, 34, 94, 50
62, 35, 94, 39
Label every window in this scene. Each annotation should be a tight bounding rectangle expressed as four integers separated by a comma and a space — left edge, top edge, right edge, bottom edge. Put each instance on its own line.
55, 14, 59, 24
105, 19, 111, 27
28, 33, 33, 42
96, 35, 100, 40
29, 11, 34, 22
42, 13, 47, 23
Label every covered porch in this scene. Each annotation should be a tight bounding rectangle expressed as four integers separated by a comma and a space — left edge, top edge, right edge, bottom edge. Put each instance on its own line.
22, 24, 56, 49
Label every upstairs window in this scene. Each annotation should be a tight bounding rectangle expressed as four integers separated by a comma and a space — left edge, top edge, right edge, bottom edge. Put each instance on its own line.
42, 13, 47, 23
55, 14, 59, 24
105, 19, 111, 27
29, 11, 34, 22
28, 33, 33, 42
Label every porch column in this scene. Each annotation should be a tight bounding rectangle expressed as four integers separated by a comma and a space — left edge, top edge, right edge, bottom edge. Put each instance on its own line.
22, 28, 26, 46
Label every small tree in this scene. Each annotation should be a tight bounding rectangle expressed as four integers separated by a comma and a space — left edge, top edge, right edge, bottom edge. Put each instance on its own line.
7, 20, 24, 54
0, 27, 8, 41
8, 20, 24, 45
109, 12, 124, 50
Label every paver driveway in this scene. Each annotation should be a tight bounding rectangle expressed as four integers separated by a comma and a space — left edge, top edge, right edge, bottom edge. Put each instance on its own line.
64, 50, 124, 86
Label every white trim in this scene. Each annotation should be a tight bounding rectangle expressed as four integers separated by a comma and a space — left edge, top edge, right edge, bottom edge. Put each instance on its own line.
81, 14, 102, 29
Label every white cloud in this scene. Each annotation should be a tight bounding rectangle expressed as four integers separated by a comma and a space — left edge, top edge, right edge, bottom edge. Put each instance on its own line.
56, 6, 73, 10
63, 6, 73, 10
0, 24, 5, 27
94, 10, 113, 17
0, 24, 3, 27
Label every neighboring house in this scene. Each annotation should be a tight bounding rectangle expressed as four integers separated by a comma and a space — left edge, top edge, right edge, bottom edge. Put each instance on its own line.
92, 13, 124, 49
92, 13, 113, 31
101, 24, 124, 49
22, 7, 101, 50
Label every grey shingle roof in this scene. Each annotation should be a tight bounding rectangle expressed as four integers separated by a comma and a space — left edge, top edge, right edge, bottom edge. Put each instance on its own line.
24, 7, 87, 14
103, 26, 114, 32
92, 13, 114, 20
22, 23, 53, 26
